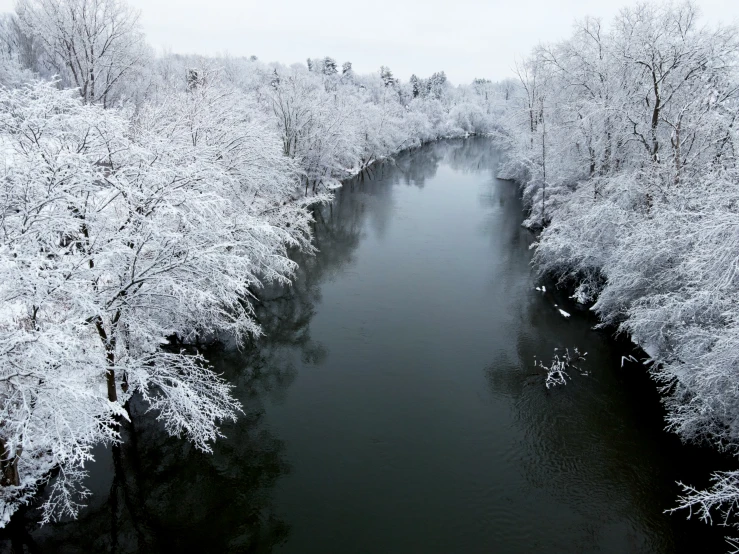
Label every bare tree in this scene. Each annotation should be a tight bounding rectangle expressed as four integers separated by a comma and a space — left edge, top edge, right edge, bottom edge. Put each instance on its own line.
17, 0, 147, 106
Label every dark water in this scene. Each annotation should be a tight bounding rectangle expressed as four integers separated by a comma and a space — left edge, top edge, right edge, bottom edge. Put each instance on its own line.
1, 138, 729, 553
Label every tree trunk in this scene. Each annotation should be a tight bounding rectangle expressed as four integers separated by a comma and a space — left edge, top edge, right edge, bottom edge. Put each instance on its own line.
95, 316, 118, 403
0, 438, 20, 487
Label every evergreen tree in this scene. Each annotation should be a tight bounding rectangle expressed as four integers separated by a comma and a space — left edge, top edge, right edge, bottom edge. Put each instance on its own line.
427, 71, 447, 99
322, 56, 338, 75
410, 74, 421, 98
380, 65, 396, 87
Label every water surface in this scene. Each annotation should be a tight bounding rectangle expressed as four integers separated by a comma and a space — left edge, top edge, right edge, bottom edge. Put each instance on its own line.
1, 138, 726, 553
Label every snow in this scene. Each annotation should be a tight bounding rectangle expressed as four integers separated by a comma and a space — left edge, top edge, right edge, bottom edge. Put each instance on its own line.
0, 3, 509, 526
499, 1, 739, 530
3, 0, 739, 534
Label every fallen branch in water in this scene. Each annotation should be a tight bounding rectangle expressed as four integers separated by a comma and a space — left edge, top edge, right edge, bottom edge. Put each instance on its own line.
536, 348, 587, 389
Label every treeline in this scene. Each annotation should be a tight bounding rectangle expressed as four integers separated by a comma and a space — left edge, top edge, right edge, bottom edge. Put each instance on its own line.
0, 0, 507, 527
496, 1, 739, 536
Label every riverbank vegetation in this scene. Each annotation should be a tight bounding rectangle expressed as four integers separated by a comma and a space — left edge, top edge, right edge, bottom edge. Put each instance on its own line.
495, 0, 739, 540
0, 0, 506, 526
3, 0, 739, 544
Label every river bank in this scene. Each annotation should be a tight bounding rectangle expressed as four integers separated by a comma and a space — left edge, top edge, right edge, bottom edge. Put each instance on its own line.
0, 138, 728, 553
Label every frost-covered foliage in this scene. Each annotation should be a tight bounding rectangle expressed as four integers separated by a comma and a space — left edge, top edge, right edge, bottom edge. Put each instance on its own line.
139, 54, 508, 188
15, 0, 151, 106
497, 0, 739, 535
0, 15, 35, 88
0, 79, 318, 525
0, 0, 505, 527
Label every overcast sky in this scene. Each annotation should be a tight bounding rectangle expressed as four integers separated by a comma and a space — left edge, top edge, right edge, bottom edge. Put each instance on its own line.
1, 0, 737, 84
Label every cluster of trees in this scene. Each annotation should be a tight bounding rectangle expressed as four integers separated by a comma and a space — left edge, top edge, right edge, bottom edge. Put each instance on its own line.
496, 0, 739, 537
0, 0, 508, 528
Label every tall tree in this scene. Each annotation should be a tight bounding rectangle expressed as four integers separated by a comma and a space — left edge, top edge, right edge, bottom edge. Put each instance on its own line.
16, 0, 148, 106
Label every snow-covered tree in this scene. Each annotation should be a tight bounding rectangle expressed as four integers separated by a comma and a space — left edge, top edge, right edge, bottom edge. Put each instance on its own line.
379, 65, 396, 87
496, 0, 739, 538
16, 0, 149, 106
0, 0, 498, 528
0, 78, 323, 525
410, 74, 422, 98
322, 56, 337, 75
426, 71, 447, 99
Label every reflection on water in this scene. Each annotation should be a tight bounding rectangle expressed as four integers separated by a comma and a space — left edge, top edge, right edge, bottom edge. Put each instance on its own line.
0, 138, 727, 553
2, 307, 301, 553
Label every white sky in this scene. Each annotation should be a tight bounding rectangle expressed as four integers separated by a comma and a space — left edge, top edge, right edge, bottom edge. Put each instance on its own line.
1, 0, 737, 84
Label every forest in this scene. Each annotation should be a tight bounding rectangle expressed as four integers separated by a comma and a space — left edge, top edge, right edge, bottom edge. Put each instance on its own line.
0, 0, 738, 547
0, 0, 504, 528
495, 1, 739, 537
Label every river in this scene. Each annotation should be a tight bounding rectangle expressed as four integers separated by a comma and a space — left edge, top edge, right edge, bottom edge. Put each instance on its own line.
0, 138, 727, 553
